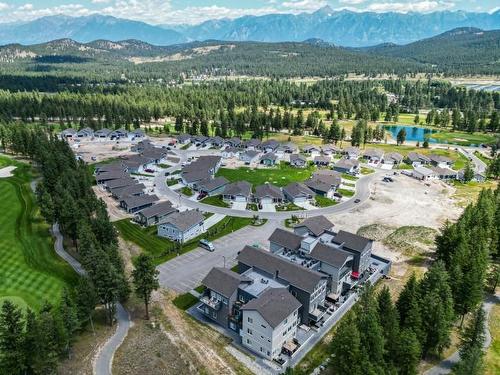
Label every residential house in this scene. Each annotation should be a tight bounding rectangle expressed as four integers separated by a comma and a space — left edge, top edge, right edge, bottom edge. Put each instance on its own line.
196, 177, 229, 196
120, 194, 159, 213
60, 128, 77, 138
383, 152, 403, 166
294, 216, 334, 238
110, 183, 145, 200
104, 177, 137, 191
321, 145, 340, 156
363, 149, 384, 164
193, 135, 209, 147
281, 142, 298, 154
95, 171, 129, 184
157, 210, 205, 242
208, 136, 225, 149
302, 145, 321, 157
344, 147, 360, 160
304, 172, 341, 198
131, 139, 153, 153
429, 154, 454, 168
239, 150, 261, 165
313, 155, 331, 167
407, 152, 431, 167
134, 201, 177, 226
121, 155, 151, 174
331, 230, 373, 278
226, 137, 242, 148
289, 154, 307, 168
181, 156, 222, 186
260, 153, 278, 166
76, 127, 94, 138
221, 147, 240, 159
94, 128, 112, 139
333, 159, 360, 174
223, 181, 252, 203
237, 246, 328, 325
94, 162, 127, 174
254, 184, 284, 205
177, 134, 191, 145
129, 129, 145, 140
413, 166, 436, 181
282, 182, 315, 204
269, 228, 303, 253
244, 139, 261, 150
142, 147, 168, 165
432, 166, 458, 181
260, 140, 280, 154
241, 288, 301, 360
109, 129, 128, 139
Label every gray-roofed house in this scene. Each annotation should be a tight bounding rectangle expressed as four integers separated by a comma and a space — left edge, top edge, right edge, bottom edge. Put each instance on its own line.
283, 182, 315, 204
181, 155, 222, 186
76, 127, 93, 138
344, 147, 360, 160
333, 159, 360, 174
208, 136, 224, 148
383, 152, 404, 166
95, 171, 129, 184
289, 154, 308, 168
121, 155, 151, 174
221, 147, 241, 159
313, 155, 331, 166
281, 142, 298, 154
407, 152, 431, 167
134, 201, 177, 226
104, 177, 137, 191
240, 288, 301, 360
309, 243, 354, 298
431, 166, 458, 181
260, 153, 278, 166
363, 149, 384, 163
268, 228, 303, 253
237, 246, 328, 324
332, 230, 373, 276
196, 177, 229, 196
239, 150, 261, 165
157, 210, 205, 242
260, 140, 280, 153
177, 134, 191, 144
109, 128, 128, 139
302, 145, 321, 156
130, 129, 145, 139
198, 267, 252, 331
429, 154, 454, 168
120, 194, 159, 213
244, 139, 261, 150
61, 128, 77, 138
223, 181, 252, 203
110, 183, 146, 200
294, 215, 334, 237
254, 184, 284, 204
321, 145, 341, 156
304, 173, 340, 198
413, 166, 436, 181
226, 137, 242, 148
94, 128, 112, 139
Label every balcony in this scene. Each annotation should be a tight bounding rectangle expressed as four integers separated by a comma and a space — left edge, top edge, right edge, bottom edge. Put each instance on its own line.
309, 305, 328, 322
200, 295, 222, 310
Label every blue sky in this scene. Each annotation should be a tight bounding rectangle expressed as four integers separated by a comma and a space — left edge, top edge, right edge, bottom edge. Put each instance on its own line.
0, 1, 498, 25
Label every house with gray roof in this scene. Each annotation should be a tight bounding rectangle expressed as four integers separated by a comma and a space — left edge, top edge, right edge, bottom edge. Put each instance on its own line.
363, 149, 384, 163
313, 155, 331, 166
60, 128, 77, 139
289, 154, 307, 168
110, 183, 145, 200
196, 177, 229, 196
157, 210, 205, 243
302, 145, 321, 156
253, 184, 284, 204
333, 158, 360, 174
237, 246, 328, 325
260, 152, 278, 166
283, 182, 315, 204
181, 156, 222, 186
268, 228, 303, 253
120, 194, 159, 213
431, 166, 458, 181
383, 152, 404, 166
240, 288, 301, 360
109, 129, 128, 139
95, 171, 129, 184
103, 177, 136, 191
260, 140, 280, 153
176, 134, 191, 144
134, 201, 177, 226
344, 147, 360, 160
407, 152, 431, 167
321, 145, 341, 156
244, 138, 261, 150
223, 181, 252, 203
332, 230, 373, 277
239, 150, 261, 164
221, 147, 241, 159
429, 154, 454, 168
225, 137, 242, 148
76, 127, 94, 138
413, 166, 436, 181
304, 174, 340, 198
94, 128, 112, 139
294, 216, 334, 237
280, 142, 298, 154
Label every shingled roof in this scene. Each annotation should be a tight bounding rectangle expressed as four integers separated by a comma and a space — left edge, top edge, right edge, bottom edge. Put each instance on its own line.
295, 216, 334, 237
161, 210, 204, 231
223, 181, 252, 197
254, 184, 284, 200
241, 288, 301, 328
268, 228, 303, 251
332, 230, 372, 254
310, 243, 353, 268
237, 246, 325, 293
202, 267, 251, 298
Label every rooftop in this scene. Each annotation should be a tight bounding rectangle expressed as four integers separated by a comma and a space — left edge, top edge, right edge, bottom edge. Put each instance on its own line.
240, 269, 288, 298
137, 201, 176, 219
202, 267, 251, 298
268, 228, 303, 251
161, 210, 204, 231
332, 230, 372, 254
295, 216, 334, 237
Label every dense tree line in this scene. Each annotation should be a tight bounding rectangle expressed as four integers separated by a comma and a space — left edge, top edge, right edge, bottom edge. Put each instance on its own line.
324, 186, 499, 375
0, 125, 129, 373
0, 79, 496, 136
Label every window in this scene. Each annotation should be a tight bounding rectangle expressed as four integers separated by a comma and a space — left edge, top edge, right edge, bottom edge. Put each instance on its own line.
284, 318, 288, 324
247, 328, 252, 335
261, 324, 266, 329
260, 347, 264, 353
247, 317, 253, 323
247, 338, 251, 344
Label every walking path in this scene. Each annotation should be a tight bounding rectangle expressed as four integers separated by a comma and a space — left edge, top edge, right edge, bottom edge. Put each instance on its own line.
424, 292, 499, 375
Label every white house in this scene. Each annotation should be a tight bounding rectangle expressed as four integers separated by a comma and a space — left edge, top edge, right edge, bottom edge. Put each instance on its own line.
157, 210, 205, 243
413, 166, 436, 181
240, 288, 301, 360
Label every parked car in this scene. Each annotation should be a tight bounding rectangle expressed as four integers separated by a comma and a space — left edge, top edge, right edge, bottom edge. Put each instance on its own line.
197, 192, 208, 200
354, 199, 361, 203
164, 172, 170, 177
91, 156, 97, 161
145, 168, 155, 173
199, 239, 215, 252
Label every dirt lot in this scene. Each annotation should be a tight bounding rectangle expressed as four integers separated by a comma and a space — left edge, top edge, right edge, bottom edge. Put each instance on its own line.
72, 140, 135, 163
93, 186, 132, 222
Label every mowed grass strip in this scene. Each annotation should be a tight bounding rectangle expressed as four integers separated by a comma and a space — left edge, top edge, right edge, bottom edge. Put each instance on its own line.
216, 162, 314, 187
0, 157, 77, 310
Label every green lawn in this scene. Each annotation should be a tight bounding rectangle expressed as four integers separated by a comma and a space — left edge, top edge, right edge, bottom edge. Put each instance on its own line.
341, 173, 359, 181
474, 151, 492, 166
0, 157, 77, 310
247, 203, 258, 211
180, 186, 193, 197
338, 188, 355, 197
360, 167, 375, 175
216, 162, 315, 187
276, 203, 305, 211
115, 216, 253, 264
172, 293, 199, 310
429, 131, 496, 146
315, 196, 338, 207
201, 195, 229, 208
167, 178, 179, 186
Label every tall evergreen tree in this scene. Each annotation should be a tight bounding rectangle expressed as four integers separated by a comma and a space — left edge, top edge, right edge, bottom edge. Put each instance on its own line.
132, 254, 160, 320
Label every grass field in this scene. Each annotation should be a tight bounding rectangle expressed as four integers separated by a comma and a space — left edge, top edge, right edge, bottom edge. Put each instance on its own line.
172, 292, 199, 310
201, 195, 229, 208
315, 196, 338, 207
337, 188, 355, 197
0, 156, 77, 310
485, 303, 500, 375
115, 216, 253, 264
216, 162, 314, 187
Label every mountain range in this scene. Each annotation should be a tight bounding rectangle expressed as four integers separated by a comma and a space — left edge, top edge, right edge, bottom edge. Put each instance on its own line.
0, 7, 499, 47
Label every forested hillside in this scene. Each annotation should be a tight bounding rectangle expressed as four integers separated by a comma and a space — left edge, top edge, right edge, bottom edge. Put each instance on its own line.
364, 28, 500, 75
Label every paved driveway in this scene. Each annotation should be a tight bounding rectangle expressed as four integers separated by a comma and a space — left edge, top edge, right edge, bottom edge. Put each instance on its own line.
260, 203, 276, 212
232, 201, 247, 210
295, 201, 317, 210
157, 219, 278, 292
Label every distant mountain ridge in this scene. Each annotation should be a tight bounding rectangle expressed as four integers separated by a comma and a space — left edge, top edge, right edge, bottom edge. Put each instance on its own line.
0, 9, 499, 47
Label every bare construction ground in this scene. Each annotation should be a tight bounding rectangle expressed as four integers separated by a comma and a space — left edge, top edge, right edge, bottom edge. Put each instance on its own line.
93, 186, 132, 222
72, 141, 135, 163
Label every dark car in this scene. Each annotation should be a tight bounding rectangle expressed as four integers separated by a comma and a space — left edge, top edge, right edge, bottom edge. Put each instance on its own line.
354, 199, 361, 203
197, 192, 208, 200
144, 168, 155, 173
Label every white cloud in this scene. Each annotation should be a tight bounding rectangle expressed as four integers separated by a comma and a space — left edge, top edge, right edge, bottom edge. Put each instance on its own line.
18, 4, 33, 11
0, 2, 9, 11
281, 0, 328, 12
339, 0, 366, 4
366, 1, 455, 13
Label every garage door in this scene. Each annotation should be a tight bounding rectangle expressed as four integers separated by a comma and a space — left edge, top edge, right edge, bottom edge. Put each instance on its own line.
234, 195, 247, 202
261, 197, 273, 205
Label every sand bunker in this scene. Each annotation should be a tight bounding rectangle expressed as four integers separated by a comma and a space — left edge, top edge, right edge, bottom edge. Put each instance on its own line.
0, 166, 16, 178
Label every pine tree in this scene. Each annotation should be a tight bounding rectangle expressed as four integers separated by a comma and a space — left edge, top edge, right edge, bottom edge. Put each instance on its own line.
328, 313, 363, 375
377, 286, 400, 364
132, 254, 160, 320
0, 301, 25, 374
394, 328, 421, 375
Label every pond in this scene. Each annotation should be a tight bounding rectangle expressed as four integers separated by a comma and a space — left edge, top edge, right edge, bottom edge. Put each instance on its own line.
384, 125, 440, 143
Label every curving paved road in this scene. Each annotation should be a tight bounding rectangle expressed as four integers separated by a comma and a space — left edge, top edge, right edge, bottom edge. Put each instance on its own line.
424, 292, 499, 375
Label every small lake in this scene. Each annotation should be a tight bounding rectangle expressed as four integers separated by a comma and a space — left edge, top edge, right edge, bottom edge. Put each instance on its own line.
384, 125, 440, 143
